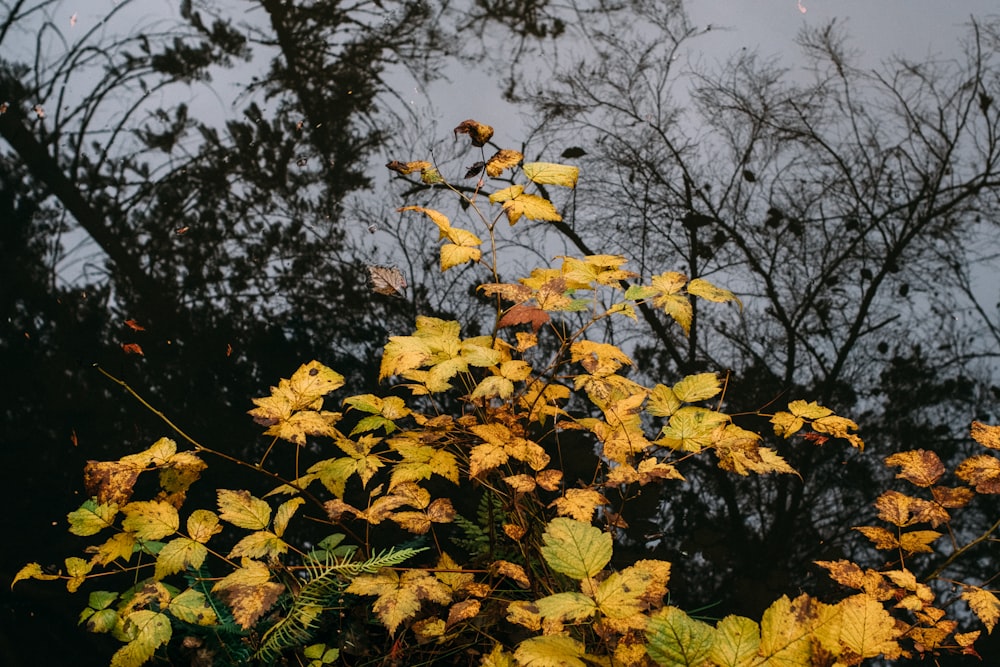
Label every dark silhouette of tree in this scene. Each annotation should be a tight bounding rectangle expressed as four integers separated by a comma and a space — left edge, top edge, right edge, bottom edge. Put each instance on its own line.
517, 9, 1000, 632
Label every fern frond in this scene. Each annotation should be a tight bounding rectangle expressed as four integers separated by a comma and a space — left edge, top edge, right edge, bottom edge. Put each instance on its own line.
253, 546, 426, 663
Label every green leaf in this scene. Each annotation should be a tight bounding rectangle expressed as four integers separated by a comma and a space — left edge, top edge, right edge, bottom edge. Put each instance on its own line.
539, 517, 612, 580
645, 606, 716, 666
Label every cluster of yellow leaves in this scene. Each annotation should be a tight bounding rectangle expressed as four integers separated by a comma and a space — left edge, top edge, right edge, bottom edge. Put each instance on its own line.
248, 361, 345, 446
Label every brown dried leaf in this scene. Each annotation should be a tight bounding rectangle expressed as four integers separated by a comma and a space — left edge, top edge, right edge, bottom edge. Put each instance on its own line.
971, 421, 1000, 450
885, 450, 945, 487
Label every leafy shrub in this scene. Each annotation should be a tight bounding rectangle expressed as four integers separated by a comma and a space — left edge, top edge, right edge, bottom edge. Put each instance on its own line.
15, 120, 1000, 666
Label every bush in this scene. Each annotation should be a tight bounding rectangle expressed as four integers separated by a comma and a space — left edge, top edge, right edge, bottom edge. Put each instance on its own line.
15, 120, 1000, 666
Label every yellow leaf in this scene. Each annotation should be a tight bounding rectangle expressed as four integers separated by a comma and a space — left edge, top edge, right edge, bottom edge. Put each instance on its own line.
787, 400, 833, 419
217, 489, 271, 530
885, 450, 945, 487
550, 488, 609, 522
445, 599, 481, 628
956, 454, 1000, 493
398, 205, 451, 230
482, 643, 516, 667
155, 537, 208, 579
592, 568, 652, 631
386, 434, 460, 487
971, 421, 1000, 450
539, 517, 612, 580
898, 530, 942, 554
687, 277, 742, 308
470, 376, 515, 401
495, 560, 531, 588
657, 407, 728, 452
12, 563, 60, 586
711, 615, 760, 667
346, 568, 451, 634
854, 525, 899, 550
441, 243, 482, 271
656, 293, 692, 335
513, 636, 587, 667
962, 586, 1000, 633
535, 592, 597, 623
386, 159, 432, 175
91, 532, 137, 566
469, 442, 509, 477
454, 119, 494, 147
121, 501, 180, 540
485, 149, 523, 177
506, 600, 542, 631
647, 384, 681, 417
838, 594, 900, 659
771, 411, 804, 438
523, 161, 579, 188
228, 531, 288, 559
758, 594, 833, 665
672, 372, 722, 402
273, 497, 305, 537
111, 610, 172, 667
435, 552, 474, 593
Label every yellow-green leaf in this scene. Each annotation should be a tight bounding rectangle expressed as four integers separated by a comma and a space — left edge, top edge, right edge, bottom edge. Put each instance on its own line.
228, 531, 288, 559
155, 537, 208, 580
535, 591, 597, 623
539, 517, 612, 580
12, 562, 60, 586
121, 501, 180, 541
523, 161, 579, 188
672, 373, 722, 403
687, 278, 742, 308
187, 509, 222, 544
645, 606, 715, 667
274, 497, 305, 537
68, 500, 119, 536
710, 615, 760, 667
111, 610, 171, 667
514, 636, 587, 667
217, 489, 271, 530
168, 588, 218, 626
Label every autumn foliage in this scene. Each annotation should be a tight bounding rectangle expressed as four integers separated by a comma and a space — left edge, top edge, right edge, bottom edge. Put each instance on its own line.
14, 119, 1000, 666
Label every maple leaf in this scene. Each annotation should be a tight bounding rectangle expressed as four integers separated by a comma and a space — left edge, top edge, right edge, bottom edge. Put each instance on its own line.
212, 559, 284, 629
686, 277, 742, 309
956, 454, 1000, 493
514, 636, 588, 667
523, 161, 579, 187
454, 119, 493, 146
155, 537, 208, 580
671, 372, 722, 402
837, 594, 900, 659
346, 568, 452, 634
645, 607, 715, 667
217, 489, 271, 530
539, 517, 612, 580
498, 303, 551, 332
90, 532, 137, 566
493, 187, 562, 225
885, 450, 945, 487
485, 149, 523, 177
962, 587, 1000, 633
121, 500, 180, 540
67, 499, 119, 536
167, 589, 217, 626
971, 421, 1000, 450
657, 407, 728, 452
84, 460, 142, 506
386, 433, 460, 487
710, 614, 761, 667
550, 488, 609, 522
386, 159, 432, 175
111, 610, 172, 667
